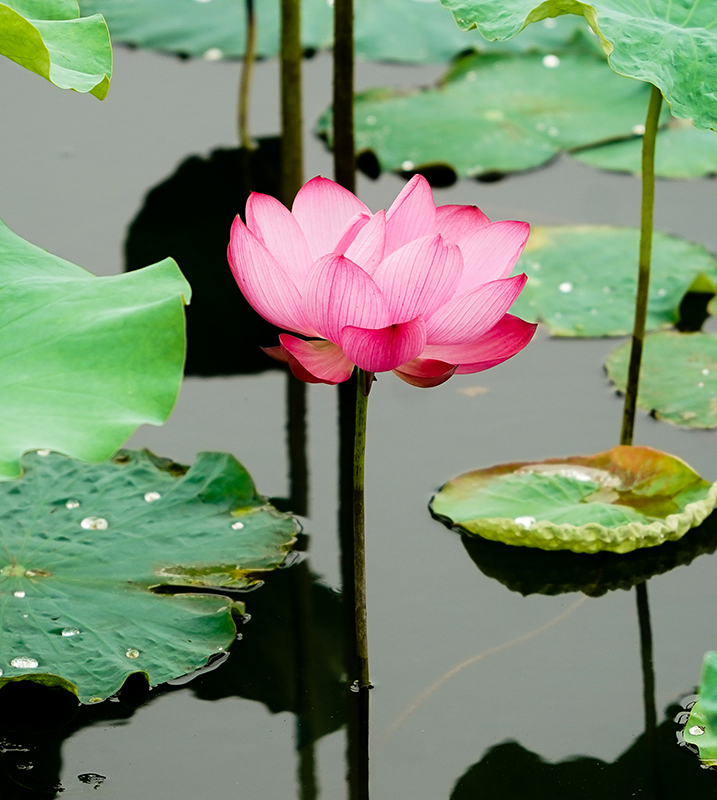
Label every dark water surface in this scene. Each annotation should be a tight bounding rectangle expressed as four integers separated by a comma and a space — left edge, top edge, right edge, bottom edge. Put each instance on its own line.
2, 47, 717, 798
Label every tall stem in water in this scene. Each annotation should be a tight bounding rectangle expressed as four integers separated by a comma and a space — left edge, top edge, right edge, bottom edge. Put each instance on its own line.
333, 0, 355, 192
353, 370, 370, 692
238, 0, 257, 150
280, 0, 303, 205
620, 85, 663, 446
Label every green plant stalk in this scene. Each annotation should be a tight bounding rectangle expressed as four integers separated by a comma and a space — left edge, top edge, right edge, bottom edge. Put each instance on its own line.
238, 0, 257, 150
281, 0, 303, 205
333, 0, 355, 192
353, 370, 370, 691
620, 84, 663, 446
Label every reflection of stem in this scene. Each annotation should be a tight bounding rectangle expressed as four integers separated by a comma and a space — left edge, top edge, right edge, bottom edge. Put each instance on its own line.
635, 582, 662, 798
298, 742, 318, 800
288, 372, 308, 517
238, 0, 257, 150
620, 85, 663, 446
333, 0, 355, 192
377, 595, 587, 748
280, 0, 303, 205
294, 562, 318, 800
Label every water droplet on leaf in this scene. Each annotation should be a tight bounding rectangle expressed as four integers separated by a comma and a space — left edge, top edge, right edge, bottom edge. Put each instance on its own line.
81, 517, 108, 530
126, 649, 140, 659
702, 369, 710, 376
13, 591, 25, 598
231, 521, 245, 530
515, 516, 536, 529
65, 499, 80, 509
689, 725, 706, 736
542, 54, 560, 68
61, 628, 80, 637
36, 450, 50, 457
632, 124, 646, 136
11, 657, 39, 669
558, 282, 573, 293
144, 492, 161, 503
401, 160, 415, 171
203, 48, 223, 60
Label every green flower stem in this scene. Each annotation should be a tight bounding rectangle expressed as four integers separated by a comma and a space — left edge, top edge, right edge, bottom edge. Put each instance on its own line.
281, 0, 303, 205
620, 84, 663, 446
333, 0, 355, 192
238, 0, 257, 150
353, 370, 370, 691
288, 370, 309, 517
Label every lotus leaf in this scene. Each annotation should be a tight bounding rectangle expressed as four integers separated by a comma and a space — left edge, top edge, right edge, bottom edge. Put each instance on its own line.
0, 0, 111, 98
430, 446, 717, 553
439, 0, 717, 131
681, 652, 717, 766
0, 449, 297, 703
605, 331, 717, 428
0, 218, 191, 479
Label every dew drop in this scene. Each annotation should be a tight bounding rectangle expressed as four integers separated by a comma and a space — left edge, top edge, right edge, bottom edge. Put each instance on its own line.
13, 591, 25, 598
401, 160, 415, 171
36, 450, 51, 457
515, 516, 536, 529
203, 48, 223, 61
25, 569, 50, 578
0, 669, 3, 677
702, 368, 710, 376
689, 725, 706, 736
11, 657, 38, 669
62, 628, 80, 637
144, 491, 161, 503
231, 521, 245, 530
65, 499, 81, 509
558, 282, 573, 293
542, 54, 560, 68
81, 517, 108, 530
698, 382, 705, 388
632, 124, 646, 136
126, 649, 140, 659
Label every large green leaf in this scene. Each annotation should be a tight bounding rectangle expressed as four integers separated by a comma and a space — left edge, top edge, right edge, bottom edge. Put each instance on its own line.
439, 0, 717, 131
430, 446, 717, 554
511, 226, 717, 336
318, 51, 658, 180
606, 331, 717, 428
574, 118, 717, 179
681, 652, 717, 766
0, 449, 297, 703
78, 0, 596, 63
0, 218, 191, 480
0, 0, 111, 99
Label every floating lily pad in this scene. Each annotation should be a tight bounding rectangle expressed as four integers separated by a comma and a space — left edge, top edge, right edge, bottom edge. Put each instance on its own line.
510, 226, 717, 336
0, 218, 191, 480
605, 332, 717, 428
318, 51, 660, 180
430, 446, 717, 554
681, 652, 717, 767
78, 0, 595, 63
0, 0, 111, 98
574, 118, 717, 179
462, 507, 717, 596
0, 449, 297, 703
439, 0, 717, 131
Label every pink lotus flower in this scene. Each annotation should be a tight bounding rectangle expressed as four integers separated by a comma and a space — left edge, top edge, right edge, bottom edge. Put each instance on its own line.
228, 175, 536, 387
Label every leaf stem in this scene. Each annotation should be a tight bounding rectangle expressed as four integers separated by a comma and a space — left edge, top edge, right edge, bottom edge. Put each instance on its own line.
333, 0, 355, 192
620, 84, 663, 446
238, 0, 257, 150
280, 0, 303, 205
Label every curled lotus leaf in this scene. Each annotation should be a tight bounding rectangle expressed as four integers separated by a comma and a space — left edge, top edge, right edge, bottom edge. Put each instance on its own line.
682, 652, 717, 767
430, 446, 717, 554
0, 449, 297, 703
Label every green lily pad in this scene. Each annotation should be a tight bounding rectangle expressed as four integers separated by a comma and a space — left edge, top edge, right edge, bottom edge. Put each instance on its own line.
0, 449, 297, 703
439, 0, 717, 131
511, 226, 717, 336
681, 652, 717, 766
78, 0, 596, 63
0, 0, 111, 99
430, 446, 717, 554
0, 218, 191, 480
605, 331, 717, 428
318, 51, 660, 180
574, 118, 717, 178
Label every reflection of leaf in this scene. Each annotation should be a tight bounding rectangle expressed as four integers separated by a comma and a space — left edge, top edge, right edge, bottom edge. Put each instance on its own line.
125, 142, 282, 377
0, 449, 297, 703
78, 0, 595, 63
0, 219, 190, 480
430, 446, 717, 553
606, 332, 717, 428
450, 707, 717, 798
462, 509, 717, 596
0, 0, 111, 98
511, 226, 717, 336
318, 50, 657, 181
439, 0, 717, 131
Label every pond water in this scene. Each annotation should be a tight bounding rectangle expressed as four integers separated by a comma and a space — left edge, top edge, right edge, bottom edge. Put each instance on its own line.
2, 45, 717, 798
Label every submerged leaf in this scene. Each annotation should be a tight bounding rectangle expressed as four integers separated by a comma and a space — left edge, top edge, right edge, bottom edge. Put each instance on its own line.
430, 446, 717, 553
439, 0, 717, 131
0, 0, 111, 98
0, 218, 191, 479
605, 332, 717, 428
0, 449, 297, 703
511, 226, 717, 336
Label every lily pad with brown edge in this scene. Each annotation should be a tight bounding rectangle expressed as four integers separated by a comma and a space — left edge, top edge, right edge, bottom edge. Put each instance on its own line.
0, 449, 297, 704
461, 506, 717, 596
430, 446, 717, 554
681, 652, 717, 767
510, 226, 717, 337
605, 331, 717, 428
